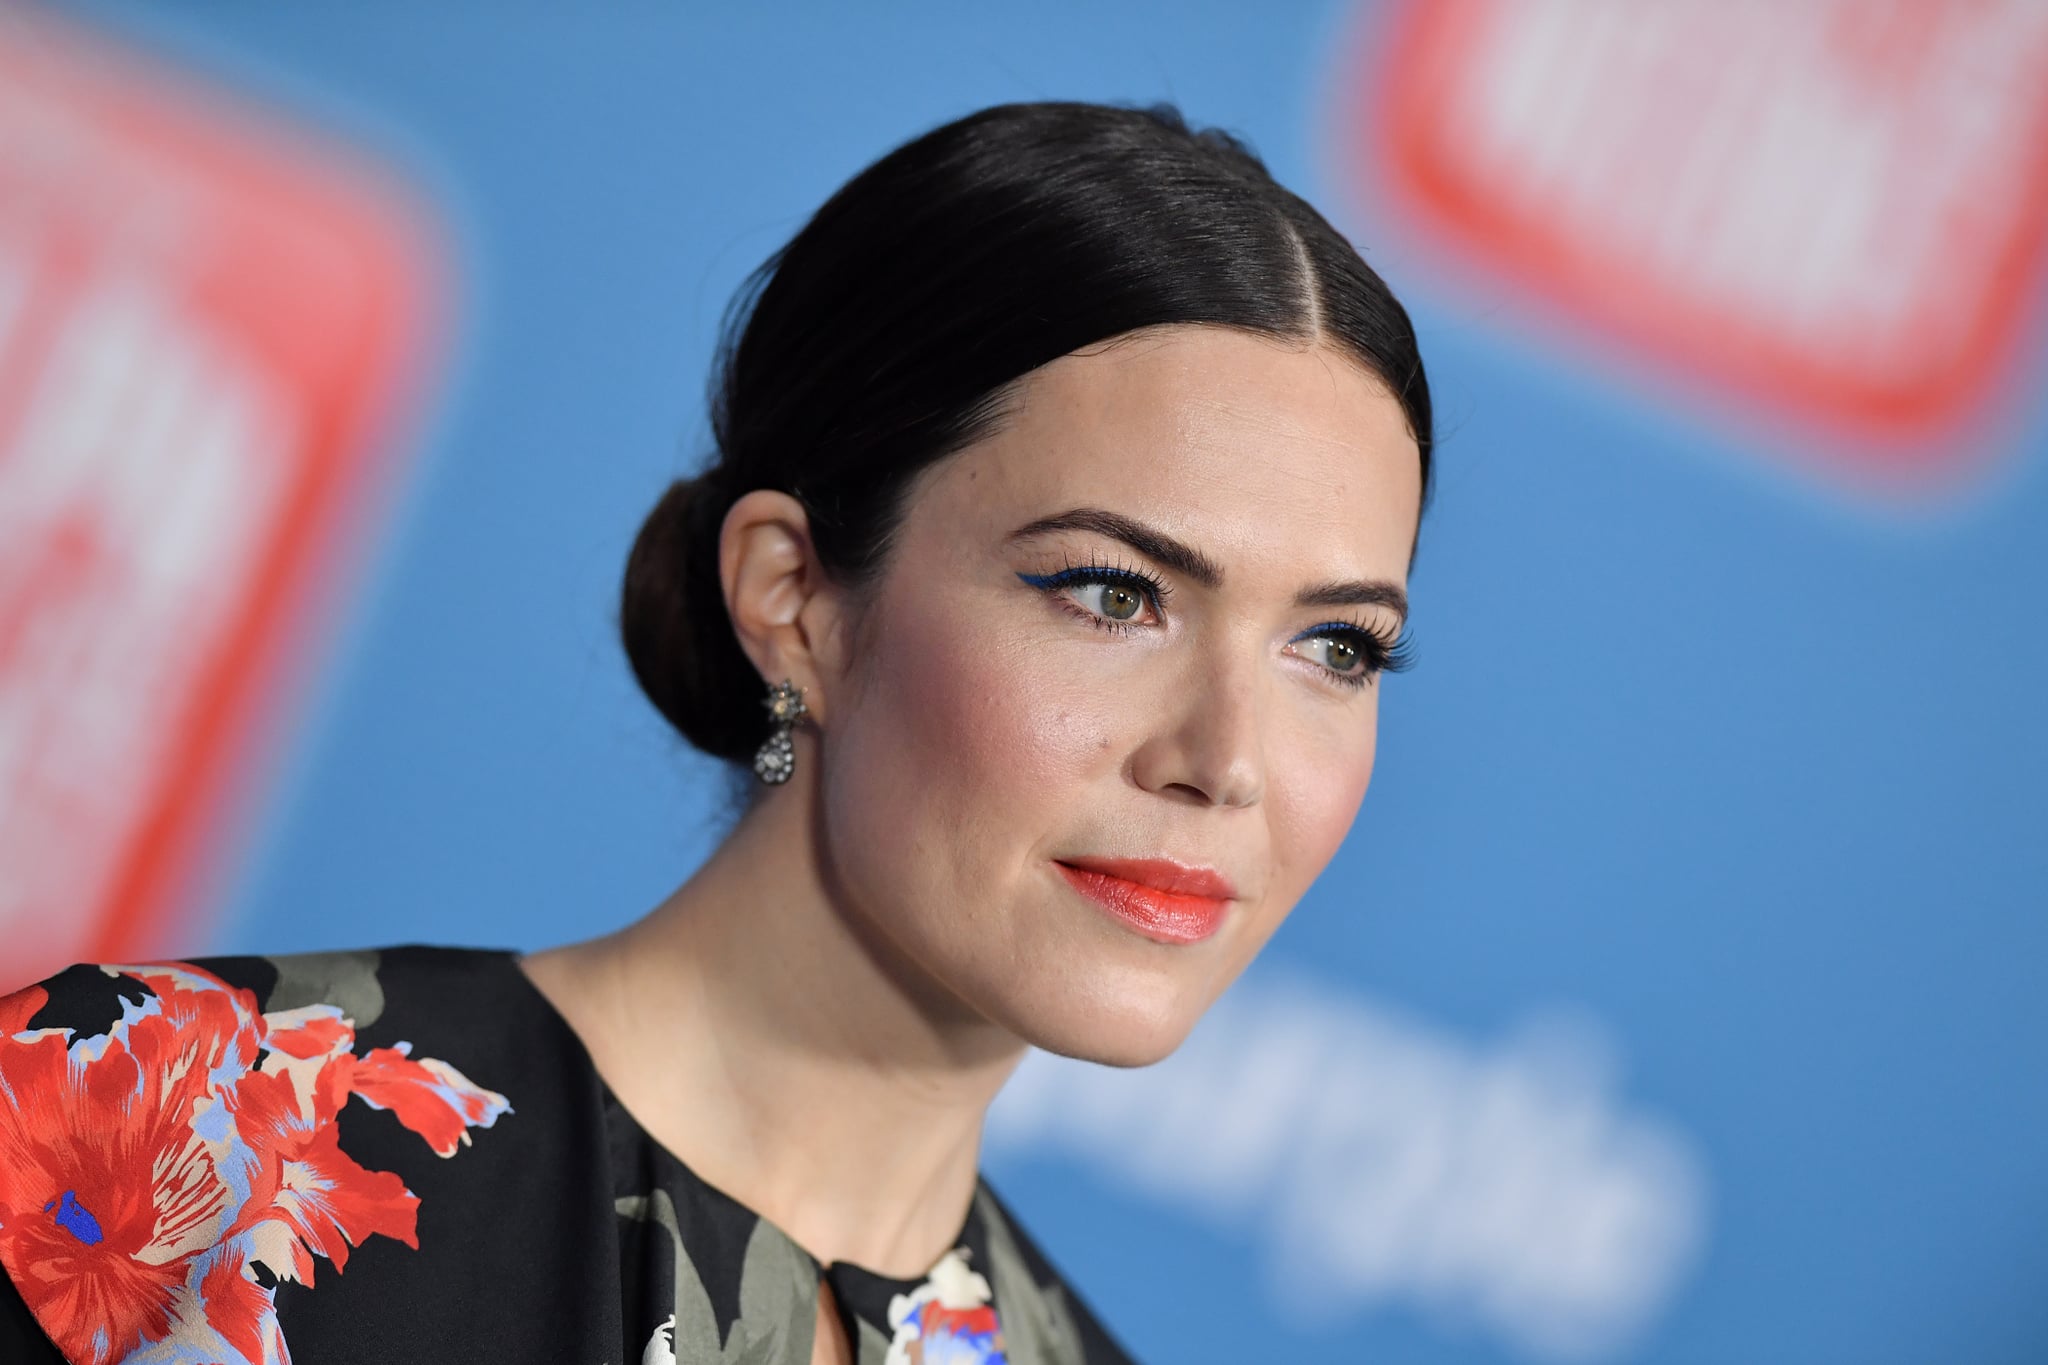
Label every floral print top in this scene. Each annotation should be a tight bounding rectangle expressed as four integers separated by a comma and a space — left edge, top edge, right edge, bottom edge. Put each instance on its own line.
0, 946, 1136, 1364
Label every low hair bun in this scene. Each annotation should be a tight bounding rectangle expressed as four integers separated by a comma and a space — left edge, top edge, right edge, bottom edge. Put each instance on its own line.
618, 466, 764, 763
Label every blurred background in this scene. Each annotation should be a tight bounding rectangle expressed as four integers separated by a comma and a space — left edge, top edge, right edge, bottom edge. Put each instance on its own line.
3, 1, 2045, 1360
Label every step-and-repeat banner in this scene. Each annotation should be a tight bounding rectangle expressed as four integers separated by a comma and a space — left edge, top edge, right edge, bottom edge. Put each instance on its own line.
4, 3, 2044, 1361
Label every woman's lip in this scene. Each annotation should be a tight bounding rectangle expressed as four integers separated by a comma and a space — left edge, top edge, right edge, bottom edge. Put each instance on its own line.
1053, 861, 1232, 945
1053, 856, 1236, 900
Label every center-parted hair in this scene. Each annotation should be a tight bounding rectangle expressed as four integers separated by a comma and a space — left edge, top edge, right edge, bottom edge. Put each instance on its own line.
622, 100, 1432, 768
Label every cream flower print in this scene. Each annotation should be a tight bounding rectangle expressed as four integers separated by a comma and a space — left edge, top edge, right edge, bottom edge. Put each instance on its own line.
885, 1247, 1005, 1364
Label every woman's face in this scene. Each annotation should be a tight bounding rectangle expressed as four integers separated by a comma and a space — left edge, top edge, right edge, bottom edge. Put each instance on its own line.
814, 323, 1422, 1066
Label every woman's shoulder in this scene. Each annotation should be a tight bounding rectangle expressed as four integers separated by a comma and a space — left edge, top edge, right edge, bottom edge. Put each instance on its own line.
0, 945, 539, 1365
0, 943, 533, 1032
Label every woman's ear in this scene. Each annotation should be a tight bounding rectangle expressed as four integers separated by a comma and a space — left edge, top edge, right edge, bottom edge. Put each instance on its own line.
717, 489, 849, 724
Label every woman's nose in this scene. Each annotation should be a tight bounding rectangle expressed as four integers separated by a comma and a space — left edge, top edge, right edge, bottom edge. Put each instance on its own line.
1128, 644, 1266, 809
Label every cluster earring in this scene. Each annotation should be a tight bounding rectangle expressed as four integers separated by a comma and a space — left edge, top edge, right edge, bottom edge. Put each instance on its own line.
753, 678, 808, 785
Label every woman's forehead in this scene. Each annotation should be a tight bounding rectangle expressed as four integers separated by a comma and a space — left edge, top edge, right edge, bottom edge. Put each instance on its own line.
928, 327, 1422, 579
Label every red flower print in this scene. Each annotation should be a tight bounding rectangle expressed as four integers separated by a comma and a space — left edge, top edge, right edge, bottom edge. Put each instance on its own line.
224, 1066, 417, 1285
0, 981, 236, 1362
342, 1045, 509, 1158
0, 962, 510, 1364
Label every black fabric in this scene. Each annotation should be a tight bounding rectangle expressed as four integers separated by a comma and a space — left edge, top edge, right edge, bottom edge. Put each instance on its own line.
0, 945, 1137, 1364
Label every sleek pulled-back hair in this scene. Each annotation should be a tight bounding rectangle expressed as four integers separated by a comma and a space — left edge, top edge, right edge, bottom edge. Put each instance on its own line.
622, 100, 1432, 767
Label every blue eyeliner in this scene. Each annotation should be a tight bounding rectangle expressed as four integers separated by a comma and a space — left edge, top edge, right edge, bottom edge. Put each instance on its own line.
1022, 564, 1411, 680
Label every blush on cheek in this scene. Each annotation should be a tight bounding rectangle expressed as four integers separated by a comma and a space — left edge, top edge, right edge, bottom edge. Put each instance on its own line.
1270, 725, 1379, 903
876, 604, 1107, 797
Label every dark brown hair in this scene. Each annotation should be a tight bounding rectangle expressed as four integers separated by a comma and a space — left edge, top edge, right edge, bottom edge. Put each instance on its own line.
621, 100, 1432, 766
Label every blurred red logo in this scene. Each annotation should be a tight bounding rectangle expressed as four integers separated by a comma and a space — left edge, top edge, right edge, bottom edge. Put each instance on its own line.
0, 12, 442, 982
1350, 0, 2048, 482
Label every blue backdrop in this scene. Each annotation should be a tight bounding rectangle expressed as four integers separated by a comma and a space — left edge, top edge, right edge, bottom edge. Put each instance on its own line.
51, 2, 2048, 1360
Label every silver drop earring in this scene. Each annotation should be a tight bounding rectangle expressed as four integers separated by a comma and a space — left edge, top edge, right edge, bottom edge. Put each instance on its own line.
753, 678, 808, 785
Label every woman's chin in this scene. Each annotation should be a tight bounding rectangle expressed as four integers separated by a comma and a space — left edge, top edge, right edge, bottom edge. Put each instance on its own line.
996, 972, 1210, 1070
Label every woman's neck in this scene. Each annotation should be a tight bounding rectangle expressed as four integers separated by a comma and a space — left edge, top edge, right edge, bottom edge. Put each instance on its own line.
519, 785, 1028, 1279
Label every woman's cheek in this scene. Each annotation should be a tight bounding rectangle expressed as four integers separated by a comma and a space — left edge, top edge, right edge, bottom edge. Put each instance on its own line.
858, 589, 1112, 839
921, 628, 1114, 801
1269, 709, 1379, 904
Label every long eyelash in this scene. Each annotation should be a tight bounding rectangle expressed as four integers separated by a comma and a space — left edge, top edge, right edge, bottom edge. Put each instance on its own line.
1297, 619, 1417, 689
1016, 556, 1171, 635
1016, 561, 1414, 685
1023, 554, 1173, 602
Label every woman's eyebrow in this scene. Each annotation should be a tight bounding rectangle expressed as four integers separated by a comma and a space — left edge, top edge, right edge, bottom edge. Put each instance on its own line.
1294, 579, 1409, 621
1007, 508, 1223, 587
1007, 507, 1408, 621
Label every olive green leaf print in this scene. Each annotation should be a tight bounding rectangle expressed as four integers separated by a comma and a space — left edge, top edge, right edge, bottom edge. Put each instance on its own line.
617, 1191, 817, 1364
264, 949, 386, 1026
856, 1316, 894, 1365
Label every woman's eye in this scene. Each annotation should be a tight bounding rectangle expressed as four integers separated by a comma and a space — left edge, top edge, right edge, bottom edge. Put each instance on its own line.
1016, 567, 1164, 629
1072, 580, 1148, 622
1295, 632, 1368, 678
